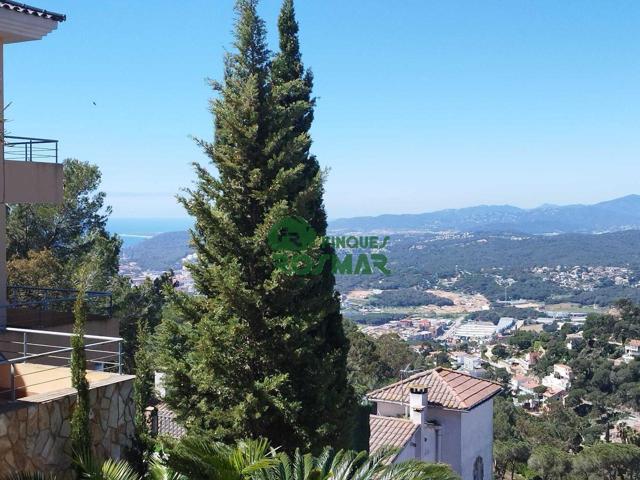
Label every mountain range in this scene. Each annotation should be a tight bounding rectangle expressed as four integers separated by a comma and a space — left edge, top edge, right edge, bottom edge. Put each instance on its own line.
328, 194, 640, 234
122, 194, 640, 272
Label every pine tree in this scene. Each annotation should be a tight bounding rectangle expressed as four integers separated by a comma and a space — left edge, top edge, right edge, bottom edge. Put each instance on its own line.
70, 291, 91, 461
157, 0, 355, 452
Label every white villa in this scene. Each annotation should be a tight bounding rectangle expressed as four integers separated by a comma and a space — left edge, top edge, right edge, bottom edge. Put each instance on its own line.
624, 339, 640, 362
542, 363, 573, 392
367, 367, 502, 480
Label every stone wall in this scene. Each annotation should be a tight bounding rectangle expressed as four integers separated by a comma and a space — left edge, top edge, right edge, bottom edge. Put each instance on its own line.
0, 375, 135, 476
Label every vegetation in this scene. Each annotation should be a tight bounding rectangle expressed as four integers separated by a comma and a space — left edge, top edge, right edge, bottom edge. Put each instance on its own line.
130, 229, 640, 307
345, 323, 429, 396
368, 289, 453, 307
493, 396, 640, 479
70, 291, 91, 463
469, 306, 546, 324
112, 273, 173, 374
126, 317, 155, 475
490, 301, 640, 478
5, 439, 459, 480
7, 158, 121, 292
157, 0, 355, 452
123, 231, 191, 271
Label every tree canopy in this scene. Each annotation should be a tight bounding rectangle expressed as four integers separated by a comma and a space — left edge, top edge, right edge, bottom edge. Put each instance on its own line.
157, 0, 355, 452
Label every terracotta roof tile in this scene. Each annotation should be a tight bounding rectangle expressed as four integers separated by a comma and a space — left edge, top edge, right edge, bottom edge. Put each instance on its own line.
369, 415, 418, 455
156, 402, 186, 439
367, 367, 502, 410
0, 1, 65, 22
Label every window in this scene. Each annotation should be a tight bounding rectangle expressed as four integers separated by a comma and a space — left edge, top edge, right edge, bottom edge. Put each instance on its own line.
473, 456, 484, 480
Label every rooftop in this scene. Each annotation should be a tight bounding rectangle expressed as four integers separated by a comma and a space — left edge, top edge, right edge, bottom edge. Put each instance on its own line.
369, 415, 418, 456
0, 0, 65, 22
367, 367, 502, 411
513, 374, 541, 390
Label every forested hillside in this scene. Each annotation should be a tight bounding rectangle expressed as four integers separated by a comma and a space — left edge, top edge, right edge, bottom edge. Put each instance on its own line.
120, 228, 640, 305
122, 231, 191, 270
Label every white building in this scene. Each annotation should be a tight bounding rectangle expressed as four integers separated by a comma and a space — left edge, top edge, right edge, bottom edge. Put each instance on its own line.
566, 332, 584, 350
624, 339, 640, 361
542, 364, 573, 391
367, 367, 502, 480
496, 317, 515, 334
453, 322, 497, 341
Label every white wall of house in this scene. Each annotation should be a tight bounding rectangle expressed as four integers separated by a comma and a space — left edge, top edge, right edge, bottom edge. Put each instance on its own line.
427, 407, 463, 475
374, 398, 494, 480
376, 400, 405, 417
395, 430, 421, 463
460, 399, 494, 480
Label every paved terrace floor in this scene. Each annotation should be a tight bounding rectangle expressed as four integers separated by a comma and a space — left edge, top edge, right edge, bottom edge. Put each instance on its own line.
0, 363, 118, 402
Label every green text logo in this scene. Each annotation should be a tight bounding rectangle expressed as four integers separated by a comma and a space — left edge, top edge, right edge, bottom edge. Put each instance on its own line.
268, 216, 391, 276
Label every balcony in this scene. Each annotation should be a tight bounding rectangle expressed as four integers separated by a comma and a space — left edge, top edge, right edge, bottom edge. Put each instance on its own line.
0, 327, 123, 401
2, 286, 115, 333
3, 135, 58, 163
0, 136, 63, 204
0, 287, 120, 401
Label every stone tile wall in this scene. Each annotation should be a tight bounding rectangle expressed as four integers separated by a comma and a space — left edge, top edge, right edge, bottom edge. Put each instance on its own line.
0, 375, 135, 477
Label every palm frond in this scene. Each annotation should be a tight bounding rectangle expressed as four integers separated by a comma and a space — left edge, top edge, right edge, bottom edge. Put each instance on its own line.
99, 459, 141, 480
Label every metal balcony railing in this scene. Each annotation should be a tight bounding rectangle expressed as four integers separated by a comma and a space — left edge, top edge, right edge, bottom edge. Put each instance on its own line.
0, 327, 123, 401
5, 286, 113, 318
3, 135, 58, 163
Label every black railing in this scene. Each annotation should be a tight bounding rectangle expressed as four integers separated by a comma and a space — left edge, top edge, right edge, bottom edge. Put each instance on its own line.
4, 286, 113, 317
3, 136, 58, 163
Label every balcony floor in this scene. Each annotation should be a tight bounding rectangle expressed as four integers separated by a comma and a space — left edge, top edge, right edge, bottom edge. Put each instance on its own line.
0, 363, 122, 402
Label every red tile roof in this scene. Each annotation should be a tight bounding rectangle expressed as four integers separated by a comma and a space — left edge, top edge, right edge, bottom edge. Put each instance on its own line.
369, 415, 418, 455
156, 402, 186, 439
0, 1, 65, 22
367, 367, 502, 411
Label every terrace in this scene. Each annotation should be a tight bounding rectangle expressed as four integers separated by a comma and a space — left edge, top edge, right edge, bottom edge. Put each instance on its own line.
3, 135, 58, 163
0, 285, 122, 398
0, 327, 123, 402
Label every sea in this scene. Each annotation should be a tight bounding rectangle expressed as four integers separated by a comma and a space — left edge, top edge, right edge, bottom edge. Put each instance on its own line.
108, 217, 193, 248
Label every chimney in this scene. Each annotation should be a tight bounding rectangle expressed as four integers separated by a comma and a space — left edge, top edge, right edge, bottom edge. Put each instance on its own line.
409, 384, 428, 425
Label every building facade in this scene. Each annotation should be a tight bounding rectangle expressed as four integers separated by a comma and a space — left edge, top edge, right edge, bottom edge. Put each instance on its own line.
367, 367, 502, 480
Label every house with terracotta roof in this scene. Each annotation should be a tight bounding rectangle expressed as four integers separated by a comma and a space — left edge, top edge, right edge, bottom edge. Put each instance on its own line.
367, 367, 502, 480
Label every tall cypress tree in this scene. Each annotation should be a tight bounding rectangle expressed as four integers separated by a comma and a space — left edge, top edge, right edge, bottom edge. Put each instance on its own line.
70, 291, 91, 461
157, 0, 355, 452
266, 0, 356, 450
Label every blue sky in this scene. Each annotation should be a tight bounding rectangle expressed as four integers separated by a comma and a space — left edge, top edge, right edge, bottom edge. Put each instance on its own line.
6, 0, 640, 220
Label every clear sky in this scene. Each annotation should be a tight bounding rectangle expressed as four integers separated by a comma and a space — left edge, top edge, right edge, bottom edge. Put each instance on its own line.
6, 0, 640, 220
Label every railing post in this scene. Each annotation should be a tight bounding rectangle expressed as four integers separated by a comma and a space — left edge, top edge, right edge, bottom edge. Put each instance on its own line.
118, 341, 122, 374
22, 332, 27, 362
10, 364, 15, 401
